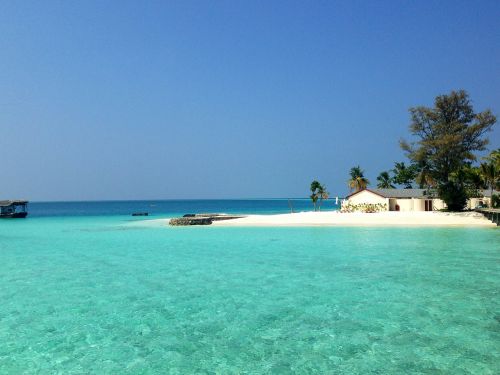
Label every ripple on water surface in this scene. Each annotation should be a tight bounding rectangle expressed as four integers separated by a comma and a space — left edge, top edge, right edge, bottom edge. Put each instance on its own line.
0, 217, 499, 374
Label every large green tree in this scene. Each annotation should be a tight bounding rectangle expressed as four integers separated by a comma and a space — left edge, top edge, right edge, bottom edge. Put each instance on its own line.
410, 157, 438, 189
401, 90, 496, 211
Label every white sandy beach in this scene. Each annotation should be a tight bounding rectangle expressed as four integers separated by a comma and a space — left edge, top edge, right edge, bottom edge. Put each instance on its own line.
210, 211, 495, 227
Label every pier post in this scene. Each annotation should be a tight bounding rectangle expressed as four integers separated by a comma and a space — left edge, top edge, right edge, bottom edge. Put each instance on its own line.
476, 208, 500, 226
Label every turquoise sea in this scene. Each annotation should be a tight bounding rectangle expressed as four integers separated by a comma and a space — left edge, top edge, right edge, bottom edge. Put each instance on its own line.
0, 201, 499, 374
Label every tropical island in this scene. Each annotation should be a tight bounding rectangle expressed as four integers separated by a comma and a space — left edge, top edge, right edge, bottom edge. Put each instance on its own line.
183, 90, 499, 227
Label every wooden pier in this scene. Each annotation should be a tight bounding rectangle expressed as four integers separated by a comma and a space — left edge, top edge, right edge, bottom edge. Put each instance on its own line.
169, 213, 245, 226
476, 208, 500, 226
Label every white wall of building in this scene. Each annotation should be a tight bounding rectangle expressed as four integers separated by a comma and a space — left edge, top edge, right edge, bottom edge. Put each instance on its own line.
345, 190, 457, 211
347, 190, 388, 206
433, 199, 446, 210
411, 198, 426, 211
394, 199, 413, 211
467, 197, 490, 209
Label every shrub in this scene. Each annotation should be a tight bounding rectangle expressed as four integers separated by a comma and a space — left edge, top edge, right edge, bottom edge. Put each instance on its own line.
341, 202, 388, 213
492, 194, 500, 208
438, 182, 467, 211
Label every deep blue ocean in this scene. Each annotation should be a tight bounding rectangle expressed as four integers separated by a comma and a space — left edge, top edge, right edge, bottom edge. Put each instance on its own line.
27, 198, 337, 217
1, 200, 498, 374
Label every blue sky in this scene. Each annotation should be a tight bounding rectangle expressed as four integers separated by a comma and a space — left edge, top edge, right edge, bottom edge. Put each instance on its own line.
1, 0, 499, 200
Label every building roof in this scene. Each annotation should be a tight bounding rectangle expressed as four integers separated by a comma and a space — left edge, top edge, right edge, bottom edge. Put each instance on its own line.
0, 200, 28, 207
346, 188, 429, 199
372, 188, 428, 198
345, 188, 386, 199
347, 188, 500, 200
480, 189, 499, 197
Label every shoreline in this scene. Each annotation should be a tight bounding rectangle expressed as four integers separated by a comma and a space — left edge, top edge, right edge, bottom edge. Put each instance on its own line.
208, 211, 495, 227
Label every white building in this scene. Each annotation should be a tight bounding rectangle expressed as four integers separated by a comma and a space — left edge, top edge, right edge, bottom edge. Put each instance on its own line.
467, 190, 498, 209
343, 188, 497, 212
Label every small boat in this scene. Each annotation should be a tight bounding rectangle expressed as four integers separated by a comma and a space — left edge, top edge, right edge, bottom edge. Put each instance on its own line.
132, 212, 149, 216
0, 200, 28, 218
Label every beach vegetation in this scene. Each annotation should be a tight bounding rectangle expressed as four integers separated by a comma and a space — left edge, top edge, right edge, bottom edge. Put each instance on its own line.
483, 148, 500, 169
310, 180, 328, 211
310, 181, 320, 211
415, 168, 437, 189
317, 184, 329, 211
492, 194, 500, 208
309, 193, 318, 211
392, 162, 418, 189
437, 180, 468, 211
461, 165, 485, 198
348, 166, 370, 191
401, 90, 496, 211
480, 162, 498, 206
376, 171, 395, 188
341, 202, 387, 213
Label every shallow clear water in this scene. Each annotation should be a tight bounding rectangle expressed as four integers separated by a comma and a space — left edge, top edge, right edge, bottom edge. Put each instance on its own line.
0, 214, 499, 373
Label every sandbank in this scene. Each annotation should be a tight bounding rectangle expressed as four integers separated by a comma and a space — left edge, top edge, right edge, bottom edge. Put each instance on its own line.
210, 211, 495, 227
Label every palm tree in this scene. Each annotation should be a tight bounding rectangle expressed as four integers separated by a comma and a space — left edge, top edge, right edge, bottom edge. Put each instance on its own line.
310, 180, 321, 211
480, 162, 498, 207
310, 193, 318, 211
459, 165, 484, 199
317, 184, 329, 210
376, 171, 395, 188
483, 148, 500, 169
348, 166, 369, 192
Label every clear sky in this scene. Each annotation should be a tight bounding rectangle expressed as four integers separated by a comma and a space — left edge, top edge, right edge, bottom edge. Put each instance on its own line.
1, 0, 499, 201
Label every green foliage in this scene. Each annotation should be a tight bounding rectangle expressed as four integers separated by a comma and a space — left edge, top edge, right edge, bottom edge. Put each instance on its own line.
438, 181, 467, 211
461, 165, 485, 198
341, 202, 388, 213
401, 90, 496, 210
480, 162, 496, 186
491, 149, 500, 190
392, 162, 418, 189
310, 180, 321, 193
414, 159, 437, 189
376, 171, 395, 188
492, 194, 500, 209
310, 180, 328, 211
309, 193, 318, 211
316, 183, 329, 211
310, 180, 320, 211
483, 148, 500, 170
479, 158, 498, 206
348, 166, 369, 191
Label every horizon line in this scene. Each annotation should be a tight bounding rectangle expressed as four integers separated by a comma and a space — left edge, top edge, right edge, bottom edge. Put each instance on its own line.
26, 197, 347, 203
